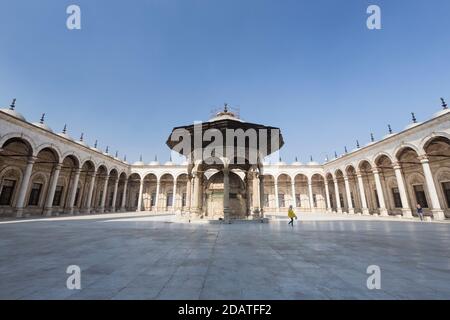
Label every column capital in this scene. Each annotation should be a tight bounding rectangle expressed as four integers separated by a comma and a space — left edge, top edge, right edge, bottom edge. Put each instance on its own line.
356, 170, 363, 177
54, 163, 62, 170
418, 155, 429, 163
392, 161, 402, 170
27, 156, 38, 164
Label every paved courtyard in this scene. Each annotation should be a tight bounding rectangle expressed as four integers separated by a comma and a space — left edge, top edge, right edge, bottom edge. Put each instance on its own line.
1, 212, 450, 300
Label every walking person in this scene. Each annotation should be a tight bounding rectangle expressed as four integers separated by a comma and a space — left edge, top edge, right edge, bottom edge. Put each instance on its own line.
288, 205, 297, 226
416, 204, 424, 221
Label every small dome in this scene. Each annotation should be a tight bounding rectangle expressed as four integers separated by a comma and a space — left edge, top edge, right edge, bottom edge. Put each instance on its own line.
433, 108, 450, 118
165, 161, 174, 166
404, 122, 421, 130
276, 160, 286, 165
307, 161, 319, 166
133, 160, 145, 166
76, 140, 89, 147
33, 122, 53, 133
90, 146, 99, 152
208, 104, 243, 123
292, 160, 303, 165
1, 108, 26, 121
149, 161, 160, 166
57, 132, 73, 141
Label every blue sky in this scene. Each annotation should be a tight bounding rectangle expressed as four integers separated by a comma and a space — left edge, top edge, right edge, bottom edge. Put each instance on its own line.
1, 0, 450, 164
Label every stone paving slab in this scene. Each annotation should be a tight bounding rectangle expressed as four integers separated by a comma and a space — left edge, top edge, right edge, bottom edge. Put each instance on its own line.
0, 212, 449, 300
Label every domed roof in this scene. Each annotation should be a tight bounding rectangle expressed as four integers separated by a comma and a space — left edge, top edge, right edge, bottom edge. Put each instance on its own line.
76, 140, 89, 147
292, 157, 303, 165
33, 114, 53, 132
165, 160, 174, 166
433, 108, 449, 118
307, 161, 319, 166
404, 122, 421, 130
133, 161, 145, 166
58, 132, 73, 141
33, 122, 53, 133
149, 160, 160, 166
0, 99, 26, 121
208, 104, 243, 123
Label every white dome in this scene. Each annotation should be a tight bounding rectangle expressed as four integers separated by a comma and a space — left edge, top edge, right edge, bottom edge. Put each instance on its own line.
165, 161, 174, 166
292, 161, 303, 165
1, 108, 26, 121
76, 140, 89, 147
307, 161, 319, 166
209, 114, 243, 122
33, 122, 53, 133
149, 161, 160, 166
433, 109, 450, 118
57, 132, 73, 141
404, 122, 421, 130
133, 161, 145, 166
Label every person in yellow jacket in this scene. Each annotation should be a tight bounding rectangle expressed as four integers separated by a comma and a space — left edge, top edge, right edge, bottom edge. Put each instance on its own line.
288, 205, 297, 226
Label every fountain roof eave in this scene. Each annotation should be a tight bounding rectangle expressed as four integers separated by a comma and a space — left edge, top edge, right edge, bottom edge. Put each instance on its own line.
166, 119, 284, 157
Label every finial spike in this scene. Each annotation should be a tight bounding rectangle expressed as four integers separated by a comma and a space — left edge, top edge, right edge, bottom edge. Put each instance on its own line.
40, 113, 45, 124
344, 146, 348, 154
155, 155, 158, 162
9, 99, 16, 111
356, 140, 360, 148
441, 97, 448, 110
94, 140, 98, 148
388, 124, 393, 134
224, 103, 228, 113
124, 155, 127, 162
62, 124, 67, 134
79, 133, 84, 141
335, 151, 338, 159
370, 133, 375, 142
310, 156, 313, 162
105, 146, 109, 154
411, 112, 417, 123
295, 156, 298, 162
140, 155, 143, 162
115, 151, 118, 158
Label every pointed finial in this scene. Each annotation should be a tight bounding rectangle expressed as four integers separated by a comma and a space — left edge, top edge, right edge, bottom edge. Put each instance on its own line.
334, 151, 338, 159
411, 112, 417, 123
344, 146, 348, 154
224, 103, 228, 113
94, 140, 98, 148
105, 146, 109, 154
140, 155, 143, 162
40, 113, 46, 124
124, 155, 127, 162
310, 156, 313, 162
356, 140, 360, 148
9, 99, 16, 110
295, 156, 298, 162
441, 98, 448, 110
62, 124, 67, 134
279, 156, 282, 162
155, 155, 158, 162
388, 124, 393, 134
169, 154, 172, 162
115, 151, 118, 158
79, 133, 84, 141
370, 133, 375, 142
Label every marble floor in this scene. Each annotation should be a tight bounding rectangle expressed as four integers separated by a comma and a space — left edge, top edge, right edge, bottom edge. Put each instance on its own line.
0, 212, 449, 300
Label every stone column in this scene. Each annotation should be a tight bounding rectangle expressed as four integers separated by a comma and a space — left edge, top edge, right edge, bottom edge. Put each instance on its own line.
155, 180, 161, 211
67, 168, 81, 215
373, 168, 388, 216
44, 163, 62, 217
136, 178, 144, 212
291, 181, 297, 208
420, 156, 445, 220
324, 181, 332, 213
274, 179, 279, 210
344, 176, 355, 214
191, 172, 200, 214
308, 181, 314, 212
259, 173, 265, 218
173, 179, 177, 211
111, 177, 119, 212
223, 168, 231, 222
185, 174, 192, 211
393, 162, 412, 218
85, 171, 96, 214
99, 174, 109, 214
15, 156, 36, 218
252, 172, 260, 209
333, 178, 342, 213
120, 178, 128, 212
356, 172, 370, 215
